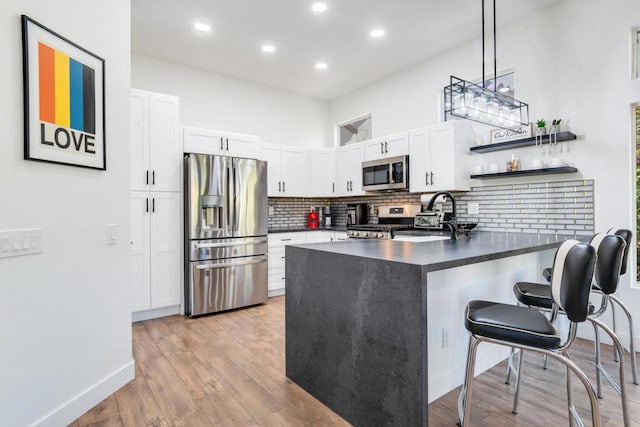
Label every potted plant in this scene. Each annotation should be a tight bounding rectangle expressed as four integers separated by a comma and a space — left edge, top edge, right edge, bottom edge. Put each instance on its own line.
549, 119, 562, 134
536, 119, 547, 135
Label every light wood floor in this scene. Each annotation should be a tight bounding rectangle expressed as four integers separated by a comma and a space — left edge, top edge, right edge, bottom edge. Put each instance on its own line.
71, 296, 639, 426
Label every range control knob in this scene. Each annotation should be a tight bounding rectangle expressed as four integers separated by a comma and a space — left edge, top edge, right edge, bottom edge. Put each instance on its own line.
377, 233, 384, 238
352, 231, 359, 237
363, 232, 369, 237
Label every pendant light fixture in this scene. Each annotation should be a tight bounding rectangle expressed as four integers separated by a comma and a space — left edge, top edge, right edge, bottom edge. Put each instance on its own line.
444, 0, 529, 129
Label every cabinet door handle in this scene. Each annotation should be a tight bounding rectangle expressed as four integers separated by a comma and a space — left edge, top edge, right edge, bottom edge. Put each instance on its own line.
430, 172, 434, 185
380, 142, 384, 154
278, 181, 281, 192
146, 170, 149, 185
385, 141, 388, 153
283, 181, 286, 192
332, 182, 335, 193
152, 170, 155, 185
220, 137, 224, 150
152, 198, 155, 213
146, 198, 149, 213
426, 172, 429, 186
226, 138, 229, 151
281, 238, 292, 242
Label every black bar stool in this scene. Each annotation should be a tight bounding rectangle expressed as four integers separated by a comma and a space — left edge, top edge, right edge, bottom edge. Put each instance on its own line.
541, 229, 638, 384
458, 240, 599, 426
511, 233, 630, 426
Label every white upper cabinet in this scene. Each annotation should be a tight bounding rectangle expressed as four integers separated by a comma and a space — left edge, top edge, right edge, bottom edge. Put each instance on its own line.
409, 121, 472, 193
259, 143, 309, 197
182, 126, 259, 159
335, 142, 365, 196
364, 132, 409, 160
310, 149, 336, 197
130, 89, 181, 192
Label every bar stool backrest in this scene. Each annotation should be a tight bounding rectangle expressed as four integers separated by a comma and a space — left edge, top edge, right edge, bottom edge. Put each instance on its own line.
550, 240, 596, 323
590, 233, 626, 295
607, 228, 633, 276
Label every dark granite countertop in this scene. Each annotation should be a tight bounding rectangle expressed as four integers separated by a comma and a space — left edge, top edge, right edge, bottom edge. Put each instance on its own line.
291, 231, 587, 271
268, 226, 347, 234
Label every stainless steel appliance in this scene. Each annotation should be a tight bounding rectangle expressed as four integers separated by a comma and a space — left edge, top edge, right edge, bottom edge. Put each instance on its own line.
184, 153, 268, 316
346, 203, 368, 225
347, 204, 421, 239
361, 155, 409, 192
414, 211, 445, 230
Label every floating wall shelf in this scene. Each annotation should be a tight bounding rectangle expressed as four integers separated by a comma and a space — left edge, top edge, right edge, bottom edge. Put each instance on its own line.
470, 131, 577, 153
470, 166, 578, 180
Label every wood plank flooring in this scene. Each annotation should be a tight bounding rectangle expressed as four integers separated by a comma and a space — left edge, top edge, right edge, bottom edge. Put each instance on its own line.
71, 296, 639, 426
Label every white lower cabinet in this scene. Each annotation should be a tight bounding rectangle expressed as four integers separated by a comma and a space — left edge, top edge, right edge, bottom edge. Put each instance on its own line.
267, 232, 307, 297
267, 231, 345, 296
130, 191, 182, 319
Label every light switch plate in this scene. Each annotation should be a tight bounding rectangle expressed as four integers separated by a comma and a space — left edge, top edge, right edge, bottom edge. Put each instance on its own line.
0, 228, 42, 258
106, 224, 119, 245
468, 202, 480, 215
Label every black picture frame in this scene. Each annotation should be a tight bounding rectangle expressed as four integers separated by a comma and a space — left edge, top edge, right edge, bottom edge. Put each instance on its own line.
22, 15, 106, 170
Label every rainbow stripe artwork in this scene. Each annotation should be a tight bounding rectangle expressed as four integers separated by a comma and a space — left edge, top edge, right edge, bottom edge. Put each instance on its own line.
38, 42, 95, 135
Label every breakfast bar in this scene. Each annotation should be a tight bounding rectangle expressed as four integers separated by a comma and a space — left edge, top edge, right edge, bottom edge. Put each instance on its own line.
285, 232, 572, 426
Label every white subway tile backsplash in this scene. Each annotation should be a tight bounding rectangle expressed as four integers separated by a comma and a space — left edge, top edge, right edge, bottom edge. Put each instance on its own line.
268, 179, 595, 235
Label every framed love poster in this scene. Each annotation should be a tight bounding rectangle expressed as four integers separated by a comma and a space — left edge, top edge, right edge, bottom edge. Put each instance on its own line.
22, 15, 106, 170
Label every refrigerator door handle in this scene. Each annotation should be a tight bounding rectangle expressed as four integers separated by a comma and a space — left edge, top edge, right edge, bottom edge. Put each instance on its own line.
195, 257, 267, 270
233, 162, 240, 232
225, 161, 232, 234
194, 238, 267, 249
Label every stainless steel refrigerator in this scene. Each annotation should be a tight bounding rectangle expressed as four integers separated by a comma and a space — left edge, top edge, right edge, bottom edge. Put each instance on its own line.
184, 153, 268, 316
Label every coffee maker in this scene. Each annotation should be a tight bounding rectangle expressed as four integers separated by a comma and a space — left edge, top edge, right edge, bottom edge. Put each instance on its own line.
346, 203, 368, 225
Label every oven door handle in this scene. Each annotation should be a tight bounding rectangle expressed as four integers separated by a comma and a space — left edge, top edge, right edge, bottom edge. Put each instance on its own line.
194, 239, 267, 249
195, 257, 267, 270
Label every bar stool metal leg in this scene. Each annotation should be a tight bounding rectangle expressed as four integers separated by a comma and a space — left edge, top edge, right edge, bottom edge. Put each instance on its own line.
612, 303, 619, 363
590, 317, 630, 426
512, 349, 525, 414
593, 321, 604, 398
610, 294, 639, 385
458, 335, 480, 427
564, 350, 576, 427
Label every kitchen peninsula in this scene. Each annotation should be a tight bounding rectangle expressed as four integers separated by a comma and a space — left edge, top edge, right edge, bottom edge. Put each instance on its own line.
285, 232, 572, 426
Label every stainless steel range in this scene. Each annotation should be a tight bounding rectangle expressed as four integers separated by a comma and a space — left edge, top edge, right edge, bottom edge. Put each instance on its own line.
347, 205, 421, 239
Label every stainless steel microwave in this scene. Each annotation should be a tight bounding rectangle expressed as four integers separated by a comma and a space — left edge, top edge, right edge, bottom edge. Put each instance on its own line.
361, 155, 409, 192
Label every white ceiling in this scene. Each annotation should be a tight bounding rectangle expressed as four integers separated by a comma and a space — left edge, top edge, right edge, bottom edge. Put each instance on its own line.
131, 0, 563, 100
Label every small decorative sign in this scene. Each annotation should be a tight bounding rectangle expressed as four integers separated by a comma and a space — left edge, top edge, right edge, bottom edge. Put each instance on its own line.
490, 123, 533, 144
22, 15, 106, 170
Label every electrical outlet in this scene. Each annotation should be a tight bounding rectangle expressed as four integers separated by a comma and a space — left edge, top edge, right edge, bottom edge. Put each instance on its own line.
442, 329, 449, 348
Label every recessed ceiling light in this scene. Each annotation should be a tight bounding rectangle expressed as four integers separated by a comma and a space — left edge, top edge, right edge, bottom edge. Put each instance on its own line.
312, 2, 328, 13
261, 44, 277, 53
193, 21, 211, 33
315, 62, 328, 70
369, 28, 386, 39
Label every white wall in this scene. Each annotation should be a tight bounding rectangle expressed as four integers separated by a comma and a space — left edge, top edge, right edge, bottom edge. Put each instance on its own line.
0, 2, 133, 426
330, 0, 640, 345
132, 54, 331, 148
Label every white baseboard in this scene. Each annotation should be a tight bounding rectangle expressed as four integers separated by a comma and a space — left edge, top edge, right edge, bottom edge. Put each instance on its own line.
132, 304, 181, 322
32, 359, 135, 427
268, 288, 285, 298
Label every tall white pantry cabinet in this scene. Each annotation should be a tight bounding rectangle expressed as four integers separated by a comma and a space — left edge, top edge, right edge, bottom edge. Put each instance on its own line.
129, 89, 182, 320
